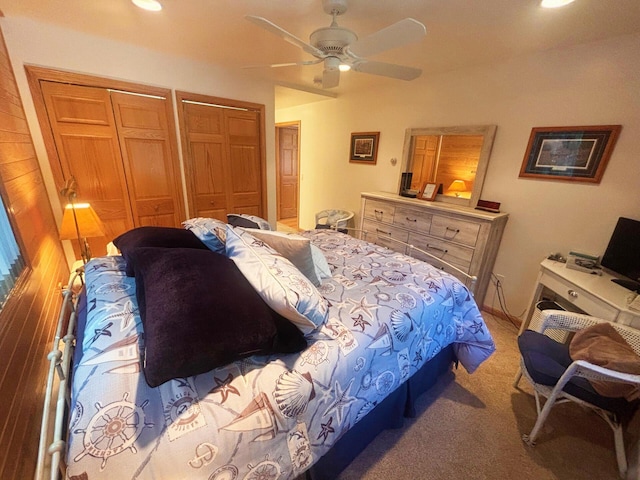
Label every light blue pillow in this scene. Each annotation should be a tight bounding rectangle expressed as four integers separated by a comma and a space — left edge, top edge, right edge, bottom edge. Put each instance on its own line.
311, 245, 332, 279
225, 225, 328, 335
182, 217, 226, 254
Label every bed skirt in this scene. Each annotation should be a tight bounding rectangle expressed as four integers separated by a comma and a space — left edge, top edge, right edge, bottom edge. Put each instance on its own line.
305, 345, 455, 479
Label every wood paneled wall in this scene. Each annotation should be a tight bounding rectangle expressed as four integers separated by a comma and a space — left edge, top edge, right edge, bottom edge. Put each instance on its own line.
0, 26, 68, 480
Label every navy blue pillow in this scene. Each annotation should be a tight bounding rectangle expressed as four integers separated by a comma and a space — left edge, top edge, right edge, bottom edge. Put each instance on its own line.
113, 226, 208, 276
130, 247, 307, 387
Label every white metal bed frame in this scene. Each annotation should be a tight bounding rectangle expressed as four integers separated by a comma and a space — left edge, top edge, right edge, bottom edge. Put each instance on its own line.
36, 272, 81, 480
35, 228, 477, 480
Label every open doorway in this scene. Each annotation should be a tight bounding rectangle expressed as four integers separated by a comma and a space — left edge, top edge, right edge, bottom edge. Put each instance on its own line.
275, 121, 300, 232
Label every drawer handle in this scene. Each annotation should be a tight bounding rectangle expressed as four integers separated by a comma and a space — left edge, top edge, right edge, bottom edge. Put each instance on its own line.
153, 205, 159, 211
374, 209, 383, 214
427, 244, 448, 254
376, 228, 391, 236
210, 201, 215, 205
568, 289, 579, 298
405, 216, 417, 222
445, 227, 460, 233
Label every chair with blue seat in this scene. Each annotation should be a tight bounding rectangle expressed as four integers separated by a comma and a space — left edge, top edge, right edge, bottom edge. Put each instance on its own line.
516, 310, 640, 479
315, 209, 354, 234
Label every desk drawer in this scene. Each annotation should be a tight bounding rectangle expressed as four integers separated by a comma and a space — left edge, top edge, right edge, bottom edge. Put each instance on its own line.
430, 215, 480, 247
363, 200, 395, 224
540, 271, 619, 321
362, 219, 408, 251
394, 206, 431, 232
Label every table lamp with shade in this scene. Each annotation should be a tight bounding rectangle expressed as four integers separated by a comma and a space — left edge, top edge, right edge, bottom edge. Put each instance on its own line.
59, 178, 105, 264
447, 179, 468, 197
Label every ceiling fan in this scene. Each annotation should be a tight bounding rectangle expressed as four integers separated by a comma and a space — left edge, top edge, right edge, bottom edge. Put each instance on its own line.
245, 0, 427, 89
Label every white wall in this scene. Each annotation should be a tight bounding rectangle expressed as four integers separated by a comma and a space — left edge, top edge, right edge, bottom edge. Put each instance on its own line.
276, 33, 640, 316
1, 16, 278, 226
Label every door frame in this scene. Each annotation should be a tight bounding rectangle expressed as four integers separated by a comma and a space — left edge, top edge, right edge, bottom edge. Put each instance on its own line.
275, 121, 301, 225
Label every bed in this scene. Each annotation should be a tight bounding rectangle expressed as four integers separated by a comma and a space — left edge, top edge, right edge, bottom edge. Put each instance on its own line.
38, 222, 495, 480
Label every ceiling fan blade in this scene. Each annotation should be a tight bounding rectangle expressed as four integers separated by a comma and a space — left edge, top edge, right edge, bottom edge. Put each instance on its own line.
242, 59, 323, 69
347, 18, 426, 58
245, 15, 325, 58
322, 68, 340, 89
352, 60, 422, 81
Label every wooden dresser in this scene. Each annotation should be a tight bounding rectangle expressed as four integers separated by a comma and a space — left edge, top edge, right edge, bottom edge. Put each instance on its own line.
359, 192, 509, 306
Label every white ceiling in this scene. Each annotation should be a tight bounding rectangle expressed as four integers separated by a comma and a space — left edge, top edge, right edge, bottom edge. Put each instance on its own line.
3, 0, 640, 107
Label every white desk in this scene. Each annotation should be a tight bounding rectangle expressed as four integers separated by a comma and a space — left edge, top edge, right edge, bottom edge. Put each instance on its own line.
519, 258, 640, 334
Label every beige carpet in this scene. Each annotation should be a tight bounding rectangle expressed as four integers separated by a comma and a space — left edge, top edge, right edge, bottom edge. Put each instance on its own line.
335, 314, 638, 480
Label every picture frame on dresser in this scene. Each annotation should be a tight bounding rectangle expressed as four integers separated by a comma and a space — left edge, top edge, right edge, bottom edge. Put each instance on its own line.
418, 182, 439, 201
519, 125, 621, 183
349, 132, 379, 164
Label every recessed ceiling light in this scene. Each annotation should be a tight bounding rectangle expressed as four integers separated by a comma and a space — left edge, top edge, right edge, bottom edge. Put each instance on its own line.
541, 0, 575, 8
132, 0, 162, 12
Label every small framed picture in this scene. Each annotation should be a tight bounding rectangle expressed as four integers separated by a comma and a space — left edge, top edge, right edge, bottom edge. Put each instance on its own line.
418, 182, 439, 201
349, 132, 380, 164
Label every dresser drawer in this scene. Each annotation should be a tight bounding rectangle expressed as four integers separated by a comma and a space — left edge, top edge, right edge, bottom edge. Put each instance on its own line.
363, 200, 395, 224
430, 215, 480, 247
407, 232, 472, 273
539, 270, 619, 321
362, 219, 409, 251
394, 206, 431, 233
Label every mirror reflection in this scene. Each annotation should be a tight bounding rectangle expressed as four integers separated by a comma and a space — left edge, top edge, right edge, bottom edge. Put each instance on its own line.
400, 125, 497, 207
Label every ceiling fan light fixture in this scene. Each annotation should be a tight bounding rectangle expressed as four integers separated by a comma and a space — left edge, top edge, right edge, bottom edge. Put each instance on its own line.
339, 64, 351, 72
540, 0, 575, 8
132, 0, 162, 12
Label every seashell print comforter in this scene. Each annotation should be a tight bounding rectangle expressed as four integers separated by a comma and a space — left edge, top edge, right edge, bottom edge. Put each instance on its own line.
66, 230, 495, 479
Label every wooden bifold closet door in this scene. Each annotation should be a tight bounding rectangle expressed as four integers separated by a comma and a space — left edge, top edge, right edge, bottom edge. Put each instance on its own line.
176, 91, 267, 222
38, 79, 184, 253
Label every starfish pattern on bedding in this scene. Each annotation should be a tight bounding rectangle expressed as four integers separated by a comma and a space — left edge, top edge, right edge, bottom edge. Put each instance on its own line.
469, 319, 485, 335
347, 297, 379, 319
212, 373, 240, 404
352, 314, 371, 332
322, 378, 356, 425
317, 417, 335, 443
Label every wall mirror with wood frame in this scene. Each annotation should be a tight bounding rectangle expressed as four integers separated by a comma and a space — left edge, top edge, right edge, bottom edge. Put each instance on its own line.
399, 125, 497, 208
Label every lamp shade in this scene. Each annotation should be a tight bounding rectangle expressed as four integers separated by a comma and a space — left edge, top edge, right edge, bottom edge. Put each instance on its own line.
60, 203, 105, 240
448, 179, 468, 193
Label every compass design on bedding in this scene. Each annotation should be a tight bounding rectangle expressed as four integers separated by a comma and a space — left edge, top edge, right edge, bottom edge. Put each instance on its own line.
73, 392, 153, 470
242, 458, 281, 480
299, 340, 330, 369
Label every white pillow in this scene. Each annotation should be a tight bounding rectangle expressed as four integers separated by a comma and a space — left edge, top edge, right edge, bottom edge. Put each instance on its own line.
182, 217, 226, 254
243, 228, 321, 286
225, 226, 328, 335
